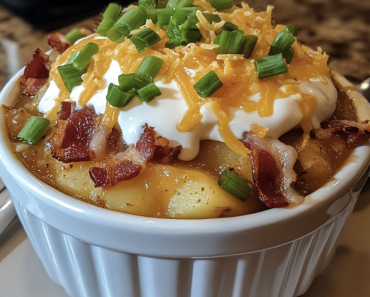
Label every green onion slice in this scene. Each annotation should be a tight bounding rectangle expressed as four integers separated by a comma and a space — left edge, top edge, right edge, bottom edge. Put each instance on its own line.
268, 28, 295, 56
118, 73, 152, 92
130, 28, 161, 53
106, 8, 147, 42
193, 71, 223, 98
138, 0, 155, 8
156, 0, 168, 8
202, 12, 221, 23
57, 64, 87, 92
217, 29, 244, 55
286, 24, 297, 37
68, 51, 80, 64
213, 33, 220, 45
218, 170, 251, 201
137, 82, 162, 103
166, 0, 194, 8
65, 28, 85, 44
156, 8, 175, 28
72, 43, 99, 70
96, 3, 122, 36
208, 0, 233, 11
240, 35, 258, 59
18, 116, 51, 144
135, 56, 164, 79
106, 83, 135, 107
255, 53, 287, 79
283, 47, 294, 64
222, 21, 238, 31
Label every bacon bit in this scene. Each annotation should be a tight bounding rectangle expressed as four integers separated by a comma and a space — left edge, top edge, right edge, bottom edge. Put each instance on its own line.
243, 133, 301, 208
19, 48, 50, 97
136, 125, 157, 161
48, 32, 71, 54
19, 78, 49, 97
89, 167, 110, 187
113, 161, 141, 184
320, 119, 370, 148
58, 101, 75, 120
108, 128, 120, 148
52, 107, 96, 163
89, 160, 141, 188
154, 145, 182, 164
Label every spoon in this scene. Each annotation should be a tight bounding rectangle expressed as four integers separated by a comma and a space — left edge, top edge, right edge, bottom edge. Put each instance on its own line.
357, 77, 370, 101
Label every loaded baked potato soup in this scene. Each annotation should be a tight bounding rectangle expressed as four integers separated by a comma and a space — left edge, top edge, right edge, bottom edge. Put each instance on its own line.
2, 0, 370, 218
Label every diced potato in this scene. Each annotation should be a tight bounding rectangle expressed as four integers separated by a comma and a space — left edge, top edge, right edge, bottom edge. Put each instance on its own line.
103, 163, 264, 218
54, 162, 102, 202
293, 138, 332, 194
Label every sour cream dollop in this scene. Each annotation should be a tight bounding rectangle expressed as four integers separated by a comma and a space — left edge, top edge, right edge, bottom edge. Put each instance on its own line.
39, 59, 337, 161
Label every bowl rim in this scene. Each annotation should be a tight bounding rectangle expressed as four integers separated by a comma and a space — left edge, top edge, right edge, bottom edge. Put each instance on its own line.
1, 68, 370, 256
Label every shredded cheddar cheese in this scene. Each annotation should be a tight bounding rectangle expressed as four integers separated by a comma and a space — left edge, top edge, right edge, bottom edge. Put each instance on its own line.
48, 0, 331, 156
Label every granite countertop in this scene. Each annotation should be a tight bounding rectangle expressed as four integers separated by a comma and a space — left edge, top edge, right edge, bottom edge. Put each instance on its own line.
0, 0, 369, 90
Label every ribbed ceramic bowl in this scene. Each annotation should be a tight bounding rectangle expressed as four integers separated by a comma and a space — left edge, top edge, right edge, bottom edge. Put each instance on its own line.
1, 69, 370, 297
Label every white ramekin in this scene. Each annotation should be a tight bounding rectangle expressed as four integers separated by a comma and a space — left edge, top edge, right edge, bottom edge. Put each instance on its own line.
1, 69, 370, 297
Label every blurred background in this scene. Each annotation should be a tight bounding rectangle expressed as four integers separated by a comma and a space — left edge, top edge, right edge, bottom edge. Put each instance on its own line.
0, 0, 369, 89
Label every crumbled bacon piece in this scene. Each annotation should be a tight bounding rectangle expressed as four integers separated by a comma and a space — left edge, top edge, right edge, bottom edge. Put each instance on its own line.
19, 48, 50, 97
89, 167, 110, 187
108, 128, 120, 148
113, 161, 141, 184
154, 145, 182, 163
136, 125, 157, 161
58, 101, 75, 120
320, 120, 370, 148
48, 32, 71, 54
52, 107, 96, 162
243, 133, 302, 208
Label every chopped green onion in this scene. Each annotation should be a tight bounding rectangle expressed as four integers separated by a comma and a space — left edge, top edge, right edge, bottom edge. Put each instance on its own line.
193, 71, 223, 98
96, 3, 122, 36
203, 12, 221, 23
286, 24, 297, 37
217, 29, 244, 55
118, 73, 152, 92
208, 0, 233, 11
106, 8, 147, 42
165, 40, 181, 48
72, 42, 99, 70
106, 83, 135, 107
138, 0, 155, 8
65, 28, 85, 44
156, 7, 175, 28
18, 116, 51, 144
137, 82, 162, 103
144, 6, 158, 23
135, 56, 164, 79
213, 33, 220, 45
166, 0, 194, 8
255, 53, 287, 79
283, 47, 294, 64
222, 21, 238, 31
218, 170, 251, 201
157, 0, 168, 8
57, 64, 87, 92
240, 35, 258, 59
68, 51, 80, 64
130, 28, 161, 53
268, 28, 295, 56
